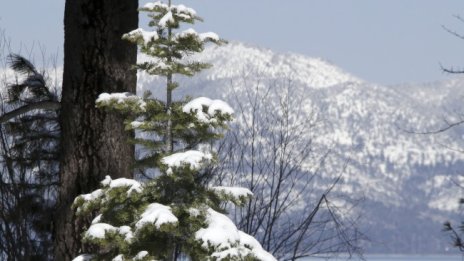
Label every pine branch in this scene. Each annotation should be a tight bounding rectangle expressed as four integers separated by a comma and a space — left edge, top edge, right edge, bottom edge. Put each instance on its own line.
7, 54, 39, 76
0, 101, 61, 124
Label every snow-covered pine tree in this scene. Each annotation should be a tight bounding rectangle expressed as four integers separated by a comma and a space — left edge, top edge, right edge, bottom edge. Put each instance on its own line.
72, 1, 276, 260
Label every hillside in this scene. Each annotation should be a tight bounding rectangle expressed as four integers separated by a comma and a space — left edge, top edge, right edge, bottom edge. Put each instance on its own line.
138, 42, 464, 254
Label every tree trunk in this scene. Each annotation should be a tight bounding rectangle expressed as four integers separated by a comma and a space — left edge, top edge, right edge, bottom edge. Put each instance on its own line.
54, 1, 138, 260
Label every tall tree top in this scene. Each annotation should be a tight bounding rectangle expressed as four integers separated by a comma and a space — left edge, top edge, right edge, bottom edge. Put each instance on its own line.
123, 1, 226, 79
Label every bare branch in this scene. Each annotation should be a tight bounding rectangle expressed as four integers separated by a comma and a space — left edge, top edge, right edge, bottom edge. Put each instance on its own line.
440, 15, 464, 73
440, 62, 464, 74
216, 73, 363, 259
442, 25, 464, 40
399, 119, 464, 135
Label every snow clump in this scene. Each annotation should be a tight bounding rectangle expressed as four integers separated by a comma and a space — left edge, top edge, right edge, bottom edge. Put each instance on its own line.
135, 203, 178, 230
96, 92, 147, 111
101, 175, 142, 195
161, 150, 213, 174
183, 97, 234, 123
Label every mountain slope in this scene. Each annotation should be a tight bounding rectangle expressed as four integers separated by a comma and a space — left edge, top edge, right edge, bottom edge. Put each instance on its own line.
138, 42, 464, 254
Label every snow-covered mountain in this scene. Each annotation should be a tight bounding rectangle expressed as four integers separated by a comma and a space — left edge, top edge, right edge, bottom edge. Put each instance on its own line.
138, 42, 464, 254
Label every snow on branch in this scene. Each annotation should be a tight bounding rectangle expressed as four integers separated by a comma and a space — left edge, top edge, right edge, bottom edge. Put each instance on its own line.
142, 1, 199, 23
161, 150, 213, 174
129, 120, 144, 129
210, 186, 253, 206
143, 1, 169, 11
117, 226, 134, 242
135, 203, 178, 230
91, 214, 102, 224
84, 223, 133, 242
73, 189, 104, 214
176, 28, 199, 39
75, 189, 104, 203
73, 176, 143, 216
195, 208, 277, 261
175, 28, 222, 44
112, 254, 124, 261
96, 92, 147, 112
122, 28, 159, 45
139, 59, 175, 75
101, 175, 143, 196
172, 4, 197, 18
134, 251, 149, 260
183, 97, 234, 124
199, 32, 220, 42
85, 223, 116, 239
159, 11, 175, 28
236, 231, 277, 261
72, 254, 94, 261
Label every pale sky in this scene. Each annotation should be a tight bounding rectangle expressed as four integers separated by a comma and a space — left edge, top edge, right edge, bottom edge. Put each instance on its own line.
1, 0, 464, 85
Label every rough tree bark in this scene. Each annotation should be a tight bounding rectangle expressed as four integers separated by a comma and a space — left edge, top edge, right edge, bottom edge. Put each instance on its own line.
54, 1, 138, 260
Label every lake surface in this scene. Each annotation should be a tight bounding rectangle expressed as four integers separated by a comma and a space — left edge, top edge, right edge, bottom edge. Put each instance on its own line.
301, 254, 463, 261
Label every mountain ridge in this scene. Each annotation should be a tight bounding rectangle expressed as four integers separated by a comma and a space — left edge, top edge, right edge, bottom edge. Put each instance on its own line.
137, 42, 464, 254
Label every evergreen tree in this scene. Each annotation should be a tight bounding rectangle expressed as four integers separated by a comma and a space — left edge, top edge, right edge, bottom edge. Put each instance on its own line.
72, 1, 276, 260
0, 54, 60, 260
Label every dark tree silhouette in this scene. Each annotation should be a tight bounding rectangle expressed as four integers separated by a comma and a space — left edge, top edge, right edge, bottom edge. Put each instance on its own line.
0, 53, 60, 260
53, 1, 139, 260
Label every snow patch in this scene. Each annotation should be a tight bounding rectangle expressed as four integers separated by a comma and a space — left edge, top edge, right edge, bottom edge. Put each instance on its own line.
130, 120, 145, 128
91, 214, 102, 224
85, 223, 116, 239
211, 186, 253, 199
183, 97, 234, 123
124, 28, 159, 44
172, 4, 197, 17
159, 11, 174, 28
195, 208, 276, 260
176, 28, 198, 39
135, 203, 178, 229
118, 225, 134, 242
175, 29, 220, 43
161, 150, 213, 174
112, 254, 124, 261
72, 254, 94, 261
101, 175, 142, 195
96, 92, 146, 111
134, 251, 149, 260
76, 189, 103, 203
143, 1, 169, 11
199, 32, 220, 42
237, 231, 277, 261
85, 223, 133, 242
189, 207, 201, 217
146, 59, 172, 72
195, 208, 240, 248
